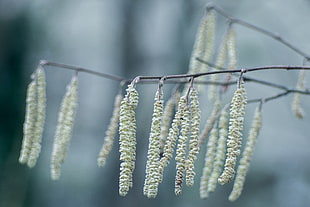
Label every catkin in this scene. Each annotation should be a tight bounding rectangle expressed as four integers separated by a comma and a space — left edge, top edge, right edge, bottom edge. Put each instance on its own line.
51, 75, 78, 180
175, 99, 190, 195
188, 10, 216, 75
208, 31, 228, 101
143, 90, 164, 198
159, 91, 179, 151
208, 108, 229, 193
229, 106, 262, 201
218, 80, 247, 185
97, 93, 123, 167
185, 88, 201, 186
198, 99, 221, 145
199, 124, 218, 199
119, 84, 139, 196
157, 96, 186, 185
227, 28, 237, 70
292, 70, 306, 119
27, 68, 47, 168
19, 76, 37, 164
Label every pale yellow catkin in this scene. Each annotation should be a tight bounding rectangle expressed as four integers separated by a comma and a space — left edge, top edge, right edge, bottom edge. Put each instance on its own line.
229, 106, 262, 201
159, 91, 179, 151
208, 31, 228, 101
19, 76, 37, 164
143, 90, 164, 198
157, 96, 186, 185
51, 75, 78, 180
188, 10, 216, 75
208, 108, 229, 193
218, 80, 246, 185
27, 68, 47, 168
185, 88, 201, 187
199, 124, 218, 199
292, 70, 306, 119
198, 99, 221, 145
97, 93, 123, 167
119, 84, 138, 196
175, 99, 190, 195
227, 28, 237, 70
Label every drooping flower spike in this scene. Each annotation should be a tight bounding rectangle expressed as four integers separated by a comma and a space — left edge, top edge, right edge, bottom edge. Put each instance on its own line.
19, 67, 46, 168
229, 105, 262, 201
218, 77, 247, 185
51, 74, 78, 180
118, 81, 139, 196
97, 93, 123, 167
143, 83, 164, 198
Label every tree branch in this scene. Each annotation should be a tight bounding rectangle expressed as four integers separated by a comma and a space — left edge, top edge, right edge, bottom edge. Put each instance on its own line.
206, 4, 310, 60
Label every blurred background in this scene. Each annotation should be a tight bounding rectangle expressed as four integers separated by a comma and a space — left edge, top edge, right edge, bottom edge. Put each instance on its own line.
1, 0, 310, 207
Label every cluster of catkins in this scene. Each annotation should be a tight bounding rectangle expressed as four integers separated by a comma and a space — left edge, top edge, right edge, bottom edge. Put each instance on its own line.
19, 68, 79, 180
108, 77, 263, 201
19, 5, 306, 202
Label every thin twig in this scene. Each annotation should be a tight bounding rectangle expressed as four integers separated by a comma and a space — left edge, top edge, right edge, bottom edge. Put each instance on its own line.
197, 58, 289, 91
207, 5, 310, 60
40, 60, 125, 82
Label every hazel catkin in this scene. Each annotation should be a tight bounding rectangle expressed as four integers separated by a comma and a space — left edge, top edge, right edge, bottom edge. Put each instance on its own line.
119, 83, 139, 196
229, 106, 262, 201
218, 80, 247, 185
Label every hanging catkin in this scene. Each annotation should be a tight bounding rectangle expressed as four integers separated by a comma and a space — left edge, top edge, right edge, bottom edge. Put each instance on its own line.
188, 10, 216, 75
218, 80, 247, 185
119, 83, 139, 196
227, 28, 237, 70
208, 107, 229, 193
157, 96, 186, 186
185, 87, 201, 187
19, 74, 37, 164
198, 99, 221, 145
159, 91, 180, 151
51, 75, 78, 180
143, 89, 164, 198
208, 30, 228, 101
292, 70, 306, 118
175, 98, 190, 195
27, 67, 47, 168
199, 124, 218, 199
229, 106, 262, 201
97, 93, 123, 167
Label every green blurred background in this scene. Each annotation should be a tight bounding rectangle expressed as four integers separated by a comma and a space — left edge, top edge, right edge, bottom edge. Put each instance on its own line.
1, 0, 310, 207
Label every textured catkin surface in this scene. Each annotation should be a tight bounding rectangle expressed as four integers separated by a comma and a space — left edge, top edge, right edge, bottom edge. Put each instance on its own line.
218, 80, 247, 185
97, 93, 123, 167
51, 76, 78, 180
143, 90, 163, 198
228, 106, 262, 201
118, 84, 138, 196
